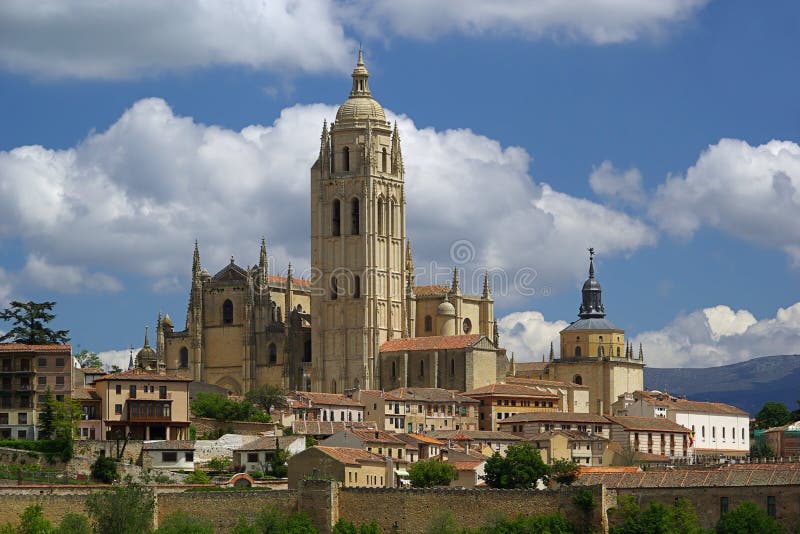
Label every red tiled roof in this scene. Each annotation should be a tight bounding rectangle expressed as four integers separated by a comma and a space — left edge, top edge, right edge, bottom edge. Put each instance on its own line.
79, 367, 107, 374
234, 435, 303, 452
292, 391, 364, 408
380, 334, 483, 353
345, 428, 405, 445
0, 344, 71, 353
314, 446, 386, 465
72, 387, 100, 401
386, 388, 478, 404
606, 415, 691, 433
268, 274, 311, 288
498, 412, 608, 424
94, 368, 193, 382
406, 433, 445, 445
431, 430, 522, 442
413, 285, 450, 297
636, 391, 748, 416
462, 383, 559, 398
449, 460, 484, 471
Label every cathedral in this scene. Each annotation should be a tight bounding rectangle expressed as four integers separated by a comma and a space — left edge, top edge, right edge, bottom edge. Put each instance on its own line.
151, 51, 507, 395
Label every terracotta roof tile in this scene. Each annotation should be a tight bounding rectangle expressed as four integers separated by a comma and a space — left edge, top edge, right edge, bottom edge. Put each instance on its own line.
462, 383, 560, 398
405, 433, 445, 445
72, 387, 100, 401
344, 428, 405, 445
314, 446, 386, 466
94, 368, 193, 382
234, 435, 303, 451
413, 285, 450, 297
431, 430, 522, 442
380, 334, 484, 353
637, 391, 748, 416
143, 440, 196, 451
0, 344, 71, 353
292, 391, 364, 407
386, 388, 478, 404
448, 460, 484, 471
268, 274, 311, 288
606, 415, 691, 433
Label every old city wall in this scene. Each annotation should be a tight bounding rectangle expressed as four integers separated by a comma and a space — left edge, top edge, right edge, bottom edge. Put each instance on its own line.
191, 417, 278, 437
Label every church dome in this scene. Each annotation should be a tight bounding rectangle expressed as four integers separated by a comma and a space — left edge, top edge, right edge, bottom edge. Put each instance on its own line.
334, 50, 386, 124
162, 314, 173, 328
437, 298, 455, 316
136, 345, 156, 363
582, 277, 602, 291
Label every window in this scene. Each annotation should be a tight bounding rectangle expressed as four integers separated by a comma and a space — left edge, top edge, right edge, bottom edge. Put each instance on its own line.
720, 497, 729, 514
702, 426, 705, 438
598, 346, 605, 357
742, 428, 745, 440
419, 360, 424, 377
712, 427, 716, 439
616, 347, 621, 357
389, 199, 396, 235
351, 198, 360, 235
159, 386, 167, 399
332, 199, 341, 236
767, 496, 776, 518
162, 452, 177, 462
343, 147, 350, 172
451, 359, 455, 376
115, 404, 122, 415
55, 358, 65, 367
382, 148, 387, 172
17, 430, 26, 439
129, 385, 137, 398
331, 276, 338, 300
574, 346, 582, 357
56, 376, 64, 386
37, 376, 46, 386
185, 452, 194, 462
222, 299, 234, 324
353, 275, 361, 299
0, 413, 8, 425
18, 413, 27, 424
248, 453, 259, 463
722, 427, 725, 439
424, 315, 432, 332
462, 318, 472, 333
38, 358, 47, 368
268, 343, 277, 364
391, 361, 396, 378
116, 385, 122, 395
377, 198, 385, 234
180, 347, 189, 368
573, 375, 583, 386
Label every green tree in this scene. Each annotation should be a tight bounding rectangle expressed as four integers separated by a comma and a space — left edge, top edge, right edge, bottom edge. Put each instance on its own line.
184, 469, 211, 484
190, 392, 270, 423
207, 456, 232, 472
110, 364, 123, 373
19, 504, 54, 534
408, 459, 457, 487
426, 511, 469, 534
154, 512, 214, 534
37, 387, 57, 440
231, 506, 316, 534
0, 300, 70, 344
750, 437, 774, 459
484, 513, 573, 534
86, 484, 155, 534
609, 495, 704, 534
269, 446, 290, 478
56, 514, 91, 534
245, 384, 287, 414
482, 443, 550, 489
73, 349, 103, 369
332, 519, 357, 534
90, 454, 119, 483
755, 401, 792, 429
52, 397, 81, 461
550, 458, 580, 485
573, 487, 596, 534
715, 501, 781, 534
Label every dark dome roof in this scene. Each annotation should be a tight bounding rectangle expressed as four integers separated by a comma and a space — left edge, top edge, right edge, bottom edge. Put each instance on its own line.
582, 277, 602, 291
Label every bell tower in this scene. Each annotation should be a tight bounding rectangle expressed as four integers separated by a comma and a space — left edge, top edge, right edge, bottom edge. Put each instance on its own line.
310, 51, 406, 392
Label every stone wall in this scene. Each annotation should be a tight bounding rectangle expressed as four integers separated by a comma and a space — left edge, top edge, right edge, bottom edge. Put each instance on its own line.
73, 439, 144, 465
191, 417, 278, 438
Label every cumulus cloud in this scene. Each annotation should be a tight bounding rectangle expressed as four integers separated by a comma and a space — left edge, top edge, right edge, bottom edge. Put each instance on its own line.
0, 268, 11, 307
354, 0, 709, 44
498, 311, 569, 362
589, 160, 645, 204
0, 1, 708, 79
96, 349, 133, 372
631, 302, 800, 368
0, 98, 655, 306
650, 138, 800, 264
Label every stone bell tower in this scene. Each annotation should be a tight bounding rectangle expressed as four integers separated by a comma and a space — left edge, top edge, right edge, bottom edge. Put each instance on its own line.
310, 51, 406, 393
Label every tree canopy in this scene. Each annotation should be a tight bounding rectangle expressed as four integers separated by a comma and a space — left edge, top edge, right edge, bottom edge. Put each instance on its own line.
714, 501, 782, 534
609, 495, 704, 534
0, 300, 70, 345
245, 384, 287, 414
190, 392, 270, 422
73, 349, 103, 369
482, 443, 550, 489
550, 458, 581, 486
755, 401, 792, 429
408, 459, 457, 487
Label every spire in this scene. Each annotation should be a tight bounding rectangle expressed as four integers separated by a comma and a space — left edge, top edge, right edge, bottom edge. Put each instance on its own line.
578, 247, 605, 319
143, 325, 151, 349
287, 262, 293, 283
639, 343, 644, 360
260, 238, 267, 269
482, 270, 492, 299
128, 346, 134, 370
451, 267, 461, 296
192, 240, 201, 279
405, 240, 415, 282
391, 121, 404, 174
349, 48, 371, 97
549, 341, 555, 361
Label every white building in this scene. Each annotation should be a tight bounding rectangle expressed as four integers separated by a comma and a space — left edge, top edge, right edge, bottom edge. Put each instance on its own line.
612, 391, 749, 459
143, 440, 196, 471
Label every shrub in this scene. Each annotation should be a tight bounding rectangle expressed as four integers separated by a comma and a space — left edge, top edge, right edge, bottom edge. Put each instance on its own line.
56, 514, 91, 534
408, 459, 457, 487
184, 469, 211, 484
154, 512, 215, 534
715, 501, 782, 534
90, 454, 118, 483
86, 484, 156, 534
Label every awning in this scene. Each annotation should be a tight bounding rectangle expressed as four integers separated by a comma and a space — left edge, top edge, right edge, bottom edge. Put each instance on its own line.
394, 469, 410, 477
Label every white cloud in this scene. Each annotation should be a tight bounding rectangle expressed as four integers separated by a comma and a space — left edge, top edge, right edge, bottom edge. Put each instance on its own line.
631, 302, 800, 368
498, 311, 569, 362
650, 138, 800, 264
0, 1, 708, 79
96, 349, 132, 372
0, 268, 11, 308
0, 0, 356, 79
352, 0, 709, 44
0, 97, 655, 308
589, 160, 645, 204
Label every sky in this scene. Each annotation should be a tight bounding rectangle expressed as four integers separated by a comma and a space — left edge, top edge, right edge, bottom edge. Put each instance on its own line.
0, 0, 798, 371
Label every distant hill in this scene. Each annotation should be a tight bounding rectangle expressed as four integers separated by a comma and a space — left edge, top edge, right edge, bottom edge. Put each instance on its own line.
644, 354, 800, 416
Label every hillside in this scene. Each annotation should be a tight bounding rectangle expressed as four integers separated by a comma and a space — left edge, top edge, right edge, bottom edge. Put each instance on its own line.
644, 354, 800, 416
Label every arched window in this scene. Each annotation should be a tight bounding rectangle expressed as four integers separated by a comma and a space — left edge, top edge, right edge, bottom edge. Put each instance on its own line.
332, 199, 341, 236
389, 199, 396, 235
268, 343, 277, 365
617, 347, 621, 358
377, 198, 385, 234
722, 427, 725, 439
222, 299, 233, 325
382, 148, 387, 172
351, 198, 360, 235
712, 427, 716, 439
303, 340, 312, 362
179, 347, 189, 368
702, 426, 705, 437
424, 315, 433, 332
353, 275, 361, 299
574, 346, 582, 357
343, 147, 350, 172
391, 361, 396, 378
420, 360, 424, 378
573, 375, 583, 385
330, 276, 338, 300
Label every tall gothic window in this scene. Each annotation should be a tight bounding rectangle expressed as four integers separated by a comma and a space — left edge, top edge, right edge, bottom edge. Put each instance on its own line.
391, 361, 396, 378
303, 340, 312, 362
331, 276, 338, 300
574, 346, 581, 357
382, 148, 387, 172
268, 343, 277, 364
222, 299, 233, 325
179, 347, 189, 368
377, 198, 385, 234
332, 199, 341, 236
389, 199, 396, 235
343, 147, 350, 172
353, 275, 361, 299
424, 315, 433, 332
351, 198, 360, 235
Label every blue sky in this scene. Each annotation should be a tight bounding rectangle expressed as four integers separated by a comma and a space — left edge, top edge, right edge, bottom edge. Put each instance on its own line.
0, 0, 798, 369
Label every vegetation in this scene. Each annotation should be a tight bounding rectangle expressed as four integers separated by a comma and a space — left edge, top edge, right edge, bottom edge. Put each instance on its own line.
0, 300, 70, 344
482, 443, 550, 489
572, 487, 596, 534
0, 505, 91, 534
190, 392, 271, 422
245, 384, 287, 414
268, 446, 289, 478
184, 469, 211, 484
333, 519, 381, 534
90, 454, 119, 483
408, 459, 457, 487
85, 484, 156, 534
37, 392, 81, 461
755, 401, 793, 429
750, 436, 775, 458
425, 510, 575, 534
714, 501, 782, 534
154, 512, 215, 534
609, 495, 705, 534
550, 458, 581, 486
56, 514, 91, 534
73, 349, 103, 369
230, 506, 316, 534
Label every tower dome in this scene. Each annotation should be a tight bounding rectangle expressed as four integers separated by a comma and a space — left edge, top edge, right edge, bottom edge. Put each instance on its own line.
335, 50, 387, 124
437, 296, 456, 316
136, 326, 157, 369
579, 248, 605, 319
